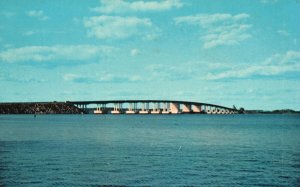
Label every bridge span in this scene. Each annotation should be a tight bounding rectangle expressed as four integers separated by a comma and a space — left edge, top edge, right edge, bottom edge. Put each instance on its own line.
67, 100, 238, 114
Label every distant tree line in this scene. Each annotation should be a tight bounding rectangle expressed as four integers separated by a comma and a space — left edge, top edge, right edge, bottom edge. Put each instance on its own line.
0, 102, 83, 114
245, 109, 299, 114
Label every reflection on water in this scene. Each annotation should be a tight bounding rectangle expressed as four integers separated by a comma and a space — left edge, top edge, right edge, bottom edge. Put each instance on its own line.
0, 114, 300, 186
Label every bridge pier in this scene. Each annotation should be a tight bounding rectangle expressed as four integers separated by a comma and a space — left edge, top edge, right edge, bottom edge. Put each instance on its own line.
170, 102, 180, 114
212, 107, 217, 114
151, 102, 161, 114
139, 102, 150, 114
218, 108, 222, 114
182, 104, 191, 113
193, 105, 201, 113
112, 103, 122, 114
94, 104, 106, 114
126, 103, 138, 114
162, 102, 170, 114
206, 106, 212, 114
94, 104, 101, 114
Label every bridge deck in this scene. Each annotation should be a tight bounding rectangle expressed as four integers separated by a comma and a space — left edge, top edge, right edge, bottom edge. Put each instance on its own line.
67, 100, 236, 111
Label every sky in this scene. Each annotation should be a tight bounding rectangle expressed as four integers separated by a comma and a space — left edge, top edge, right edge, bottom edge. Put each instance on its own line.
0, 0, 300, 110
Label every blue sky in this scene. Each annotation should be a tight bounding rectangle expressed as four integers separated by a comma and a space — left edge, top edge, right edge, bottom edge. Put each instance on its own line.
0, 0, 299, 110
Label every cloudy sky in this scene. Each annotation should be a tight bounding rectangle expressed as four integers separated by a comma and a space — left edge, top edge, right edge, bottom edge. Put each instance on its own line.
0, 0, 299, 110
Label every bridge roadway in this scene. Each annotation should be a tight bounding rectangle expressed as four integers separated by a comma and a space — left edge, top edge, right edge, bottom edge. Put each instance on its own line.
67, 100, 238, 114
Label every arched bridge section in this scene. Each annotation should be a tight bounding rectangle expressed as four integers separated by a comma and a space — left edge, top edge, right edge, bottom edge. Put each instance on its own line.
67, 100, 238, 114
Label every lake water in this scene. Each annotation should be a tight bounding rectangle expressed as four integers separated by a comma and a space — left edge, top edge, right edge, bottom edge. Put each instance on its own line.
0, 114, 299, 186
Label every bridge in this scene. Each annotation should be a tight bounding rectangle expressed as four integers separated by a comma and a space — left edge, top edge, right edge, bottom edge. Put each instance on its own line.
67, 100, 238, 114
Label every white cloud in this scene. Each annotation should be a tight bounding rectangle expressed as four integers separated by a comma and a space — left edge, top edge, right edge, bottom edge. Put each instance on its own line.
83, 16, 159, 40
174, 13, 249, 26
206, 51, 300, 80
261, 0, 278, 4
0, 68, 47, 83
146, 63, 196, 81
23, 31, 37, 36
26, 10, 49, 21
0, 45, 116, 63
174, 13, 252, 49
91, 0, 183, 13
130, 49, 140, 56
65, 61, 200, 83
63, 74, 79, 81
63, 73, 143, 83
277, 29, 290, 36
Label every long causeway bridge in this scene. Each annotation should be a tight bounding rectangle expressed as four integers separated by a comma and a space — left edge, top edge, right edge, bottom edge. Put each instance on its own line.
67, 100, 238, 114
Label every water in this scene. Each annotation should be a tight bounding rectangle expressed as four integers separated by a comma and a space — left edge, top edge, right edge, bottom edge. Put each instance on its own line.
0, 114, 299, 186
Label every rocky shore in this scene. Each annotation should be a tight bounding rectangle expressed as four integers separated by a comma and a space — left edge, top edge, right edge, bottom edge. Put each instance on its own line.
0, 102, 84, 114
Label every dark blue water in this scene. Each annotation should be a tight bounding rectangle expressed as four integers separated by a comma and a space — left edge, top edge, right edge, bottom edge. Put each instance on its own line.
0, 114, 299, 186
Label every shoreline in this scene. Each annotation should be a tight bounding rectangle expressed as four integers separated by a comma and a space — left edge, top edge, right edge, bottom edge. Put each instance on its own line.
0, 102, 298, 115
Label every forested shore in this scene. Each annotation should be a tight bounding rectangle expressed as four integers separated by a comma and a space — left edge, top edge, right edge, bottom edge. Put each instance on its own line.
0, 102, 83, 114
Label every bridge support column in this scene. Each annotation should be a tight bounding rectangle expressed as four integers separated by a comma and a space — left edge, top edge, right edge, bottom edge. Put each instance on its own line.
126, 103, 137, 114
94, 104, 106, 114
94, 104, 102, 114
212, 107, 217, 114
134, 103, 137, 111
162, 102, 170, 114
206, 106, 212, 114
193, 105, 201, 113
112, 103, 122, 114
217, 108, 222, 114
220, 109, 225, 114
151, 102, 161, 114
139, 102, 150, 114
141, 103, 145, 111
203, 105, 206, 113
81, 104, 88, 113
170, 102, 180, 114
182, 104, 191, 113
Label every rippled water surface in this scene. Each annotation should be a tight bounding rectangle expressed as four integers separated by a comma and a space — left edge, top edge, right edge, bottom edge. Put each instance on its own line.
0, 114, 299, 186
